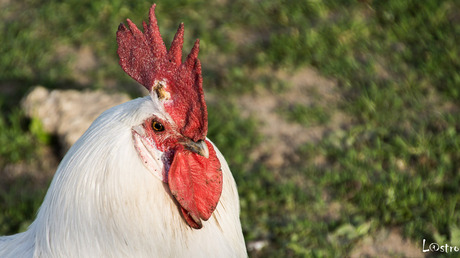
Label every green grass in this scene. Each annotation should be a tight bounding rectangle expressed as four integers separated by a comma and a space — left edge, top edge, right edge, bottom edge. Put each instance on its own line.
0, 108, 35, 165
278, 103, 330, 126
1, 0, 459, 256
0, 103, 48, 234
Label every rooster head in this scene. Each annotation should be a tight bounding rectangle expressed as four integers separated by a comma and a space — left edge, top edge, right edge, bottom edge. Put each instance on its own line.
117, 4, 222, 229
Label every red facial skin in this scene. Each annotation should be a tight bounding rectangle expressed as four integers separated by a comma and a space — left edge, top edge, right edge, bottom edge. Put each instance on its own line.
141, 117, 222, 229
142, 116, 181, 152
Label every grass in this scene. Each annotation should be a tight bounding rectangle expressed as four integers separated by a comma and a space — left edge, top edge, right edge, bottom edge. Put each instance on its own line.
1, 0, 459, 256
278, 103, 330, 126
0, 103, 48, 234
0, 108, 35, 165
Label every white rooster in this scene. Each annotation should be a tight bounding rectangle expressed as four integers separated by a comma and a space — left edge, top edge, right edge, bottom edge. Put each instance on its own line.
0, 4, 247, 257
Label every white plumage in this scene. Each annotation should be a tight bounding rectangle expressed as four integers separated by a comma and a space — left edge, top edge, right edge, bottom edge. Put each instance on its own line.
0, 94, 247, 257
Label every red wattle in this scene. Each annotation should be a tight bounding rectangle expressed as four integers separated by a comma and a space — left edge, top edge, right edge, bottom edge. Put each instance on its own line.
168, 141, 222, 229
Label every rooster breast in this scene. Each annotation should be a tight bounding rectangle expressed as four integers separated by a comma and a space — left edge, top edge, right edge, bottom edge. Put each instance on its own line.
0, 96, 247, 257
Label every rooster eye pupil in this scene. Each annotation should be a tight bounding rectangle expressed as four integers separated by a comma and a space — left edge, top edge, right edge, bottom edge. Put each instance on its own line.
152, 121, 165, 131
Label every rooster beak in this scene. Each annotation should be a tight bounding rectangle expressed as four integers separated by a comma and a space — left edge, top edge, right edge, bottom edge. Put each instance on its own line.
183, 140, 209, 158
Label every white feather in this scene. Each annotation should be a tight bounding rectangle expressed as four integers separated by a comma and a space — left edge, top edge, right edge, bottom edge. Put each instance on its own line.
0, 96, 247, 257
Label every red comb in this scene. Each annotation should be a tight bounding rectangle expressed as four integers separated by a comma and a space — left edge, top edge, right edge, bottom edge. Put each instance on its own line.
117, 4, 207, 141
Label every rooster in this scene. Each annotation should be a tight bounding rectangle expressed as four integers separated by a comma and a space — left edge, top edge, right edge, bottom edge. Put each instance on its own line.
0, 4, 247, 257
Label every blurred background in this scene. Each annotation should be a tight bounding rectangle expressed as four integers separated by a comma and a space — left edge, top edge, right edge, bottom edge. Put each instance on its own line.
1, 0, 459, 256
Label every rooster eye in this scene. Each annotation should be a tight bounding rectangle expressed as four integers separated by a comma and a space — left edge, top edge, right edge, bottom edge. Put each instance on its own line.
152, 121, 165, 132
